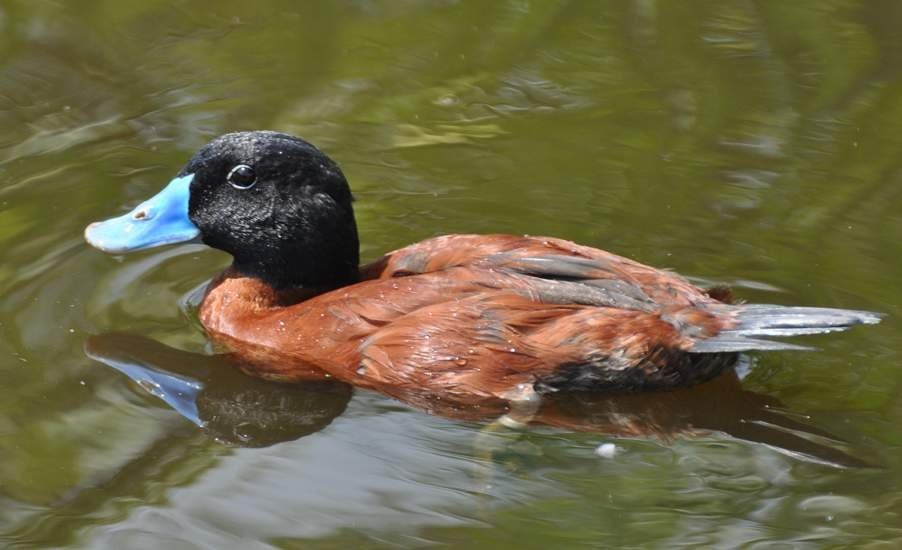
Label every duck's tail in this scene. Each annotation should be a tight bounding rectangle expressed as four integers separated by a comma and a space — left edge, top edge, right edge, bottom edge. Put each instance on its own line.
692, 305, 882, 353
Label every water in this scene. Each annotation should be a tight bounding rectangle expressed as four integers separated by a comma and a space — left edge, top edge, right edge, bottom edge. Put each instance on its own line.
1, 1, 901, 547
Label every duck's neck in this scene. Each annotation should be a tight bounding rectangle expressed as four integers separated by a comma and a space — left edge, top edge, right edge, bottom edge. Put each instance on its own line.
204, 268, 314, 310
228, 211, 361, 292
231, 256, 359, 293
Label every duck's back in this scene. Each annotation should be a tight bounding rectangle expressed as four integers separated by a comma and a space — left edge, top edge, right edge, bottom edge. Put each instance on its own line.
363, 234, 720, 307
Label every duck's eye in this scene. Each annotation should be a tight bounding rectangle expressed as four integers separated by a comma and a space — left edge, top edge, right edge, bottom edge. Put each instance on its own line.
227, 164, 256, 189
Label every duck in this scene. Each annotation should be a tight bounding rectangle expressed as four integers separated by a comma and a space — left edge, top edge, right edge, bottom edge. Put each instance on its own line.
84, 131, 882, 410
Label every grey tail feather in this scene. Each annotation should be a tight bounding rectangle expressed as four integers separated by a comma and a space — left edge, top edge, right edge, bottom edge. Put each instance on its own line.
692, 304, 883, 353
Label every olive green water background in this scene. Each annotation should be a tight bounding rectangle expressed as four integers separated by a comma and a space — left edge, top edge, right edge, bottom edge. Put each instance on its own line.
1, 1, 902, 547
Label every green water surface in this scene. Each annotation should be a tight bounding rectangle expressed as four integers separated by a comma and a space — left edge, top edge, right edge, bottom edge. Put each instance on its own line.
0, 1, 901, 548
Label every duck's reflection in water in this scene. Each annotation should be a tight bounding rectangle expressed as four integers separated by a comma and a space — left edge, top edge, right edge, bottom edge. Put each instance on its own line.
85, 332, 865, 467
85, 332, 351, 447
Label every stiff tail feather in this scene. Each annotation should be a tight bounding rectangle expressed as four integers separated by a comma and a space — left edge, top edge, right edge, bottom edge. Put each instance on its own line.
692, 304, 883, 353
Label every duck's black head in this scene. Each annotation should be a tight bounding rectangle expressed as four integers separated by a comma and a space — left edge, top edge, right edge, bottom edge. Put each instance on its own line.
86, 131, 360, 290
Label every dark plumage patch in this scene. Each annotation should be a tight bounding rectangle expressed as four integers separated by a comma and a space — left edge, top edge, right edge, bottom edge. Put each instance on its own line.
535, 349, 738, 393
705, 285, 735, 304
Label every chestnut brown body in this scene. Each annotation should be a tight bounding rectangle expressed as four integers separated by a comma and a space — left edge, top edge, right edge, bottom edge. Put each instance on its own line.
200, 234, 738, 405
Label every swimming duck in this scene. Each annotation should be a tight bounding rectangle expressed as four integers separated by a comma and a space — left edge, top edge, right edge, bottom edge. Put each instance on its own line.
84, 131, 881, 408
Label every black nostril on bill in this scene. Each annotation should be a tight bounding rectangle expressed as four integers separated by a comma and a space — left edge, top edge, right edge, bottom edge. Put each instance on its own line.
132, 209, 149, 220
